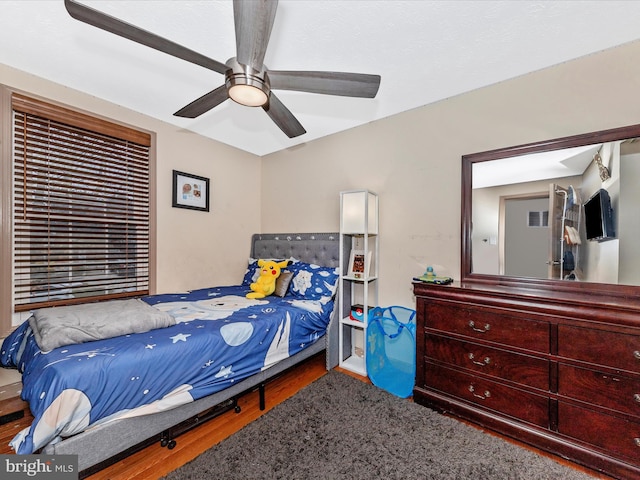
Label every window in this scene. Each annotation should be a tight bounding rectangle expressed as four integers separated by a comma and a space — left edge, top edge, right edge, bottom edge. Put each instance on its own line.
9, 93, 152, 316
527, 210, 549, 228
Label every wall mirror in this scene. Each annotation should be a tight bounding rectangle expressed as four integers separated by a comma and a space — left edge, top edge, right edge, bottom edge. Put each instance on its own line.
462, 123, 640, 296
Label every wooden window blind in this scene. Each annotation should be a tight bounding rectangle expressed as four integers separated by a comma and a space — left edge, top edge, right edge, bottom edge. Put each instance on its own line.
12, 94, 151, 311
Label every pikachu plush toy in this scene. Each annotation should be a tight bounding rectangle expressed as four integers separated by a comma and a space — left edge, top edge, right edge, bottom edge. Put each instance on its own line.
246, 259, 291, 299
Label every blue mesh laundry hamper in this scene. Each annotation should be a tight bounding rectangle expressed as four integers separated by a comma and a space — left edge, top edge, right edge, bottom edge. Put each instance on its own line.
366, 306, 416, 398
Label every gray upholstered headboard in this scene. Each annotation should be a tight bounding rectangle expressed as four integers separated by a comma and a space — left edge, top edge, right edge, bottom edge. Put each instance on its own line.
250, 233, 343, 268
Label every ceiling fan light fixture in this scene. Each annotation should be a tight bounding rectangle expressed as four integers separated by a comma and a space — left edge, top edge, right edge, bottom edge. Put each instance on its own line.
225, 68, 270, 107
228, 83, 268, 107
225, 58, 270, 107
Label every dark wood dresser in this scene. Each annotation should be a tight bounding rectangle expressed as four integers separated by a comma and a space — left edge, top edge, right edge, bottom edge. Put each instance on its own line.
413, 281, 640, 480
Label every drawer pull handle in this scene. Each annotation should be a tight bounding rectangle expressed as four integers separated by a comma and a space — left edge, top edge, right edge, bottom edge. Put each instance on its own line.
468, 320, 491, 333
635, 438, 640, 447
634, 351, 640, 360
634, 394, 640, 403
468, 353, 491, 366
468, 384, 491, 400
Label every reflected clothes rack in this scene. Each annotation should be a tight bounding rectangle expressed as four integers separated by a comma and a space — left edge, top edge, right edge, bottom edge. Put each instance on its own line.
553, 184, 582, 280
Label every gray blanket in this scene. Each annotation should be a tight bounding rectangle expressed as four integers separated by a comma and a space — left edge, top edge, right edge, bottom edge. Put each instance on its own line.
29, 298, 176, 352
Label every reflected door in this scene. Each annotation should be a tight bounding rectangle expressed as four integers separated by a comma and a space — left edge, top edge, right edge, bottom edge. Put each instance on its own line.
503, 196, 549, 278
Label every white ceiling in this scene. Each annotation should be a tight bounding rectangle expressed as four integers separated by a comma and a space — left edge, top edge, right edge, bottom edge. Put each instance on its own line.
2, 1, 640, 157
472, 144, 602, 189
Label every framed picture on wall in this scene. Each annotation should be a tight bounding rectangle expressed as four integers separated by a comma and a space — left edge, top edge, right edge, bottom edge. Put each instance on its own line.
172, 170, 210, 212
348, 250, 371, 279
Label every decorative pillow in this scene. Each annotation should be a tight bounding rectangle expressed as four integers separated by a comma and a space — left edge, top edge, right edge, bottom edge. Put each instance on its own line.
242, 257, 298, 286
242, 258, 261, 286
273, 271, 294, 297
289, 262, 340, 300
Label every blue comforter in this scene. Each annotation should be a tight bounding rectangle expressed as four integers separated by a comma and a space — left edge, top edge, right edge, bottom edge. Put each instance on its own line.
0, 285, 333, 454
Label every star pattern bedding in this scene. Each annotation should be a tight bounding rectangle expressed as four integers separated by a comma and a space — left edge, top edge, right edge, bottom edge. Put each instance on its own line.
0, 285, 334, 454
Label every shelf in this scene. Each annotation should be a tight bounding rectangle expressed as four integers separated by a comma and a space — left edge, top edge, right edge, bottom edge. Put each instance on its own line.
340, 317, 366, 328
339, 355, 366, 376
338, 189, 378, 377
342, 275, 378, 282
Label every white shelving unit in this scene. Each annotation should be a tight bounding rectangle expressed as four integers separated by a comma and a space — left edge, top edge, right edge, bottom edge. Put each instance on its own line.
338, 190, 379, 376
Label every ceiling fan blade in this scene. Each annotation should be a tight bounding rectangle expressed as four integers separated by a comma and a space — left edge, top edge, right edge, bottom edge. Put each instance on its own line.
233, 0, 278, 70
268, 71, 381, 98
262, 93, 306, 138
64, 0, 228, 74
174, 85, 229, 118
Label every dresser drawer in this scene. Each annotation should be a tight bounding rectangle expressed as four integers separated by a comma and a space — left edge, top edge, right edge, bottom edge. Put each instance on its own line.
426, 362, 549, 427
425, 335, 549, 390
558, 364, 640, 417
558, 325, 640, 373
559, 402, 640, 464
423, 301, 549, 353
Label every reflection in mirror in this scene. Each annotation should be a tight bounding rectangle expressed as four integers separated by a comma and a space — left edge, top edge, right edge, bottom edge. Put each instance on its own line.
463, 124, 640, 290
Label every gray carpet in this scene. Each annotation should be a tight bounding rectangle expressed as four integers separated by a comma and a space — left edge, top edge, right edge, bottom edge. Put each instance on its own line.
164, 371, 597, 480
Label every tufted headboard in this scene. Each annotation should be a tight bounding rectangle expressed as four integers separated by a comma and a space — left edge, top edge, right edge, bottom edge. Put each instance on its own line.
250, 233, 343, 268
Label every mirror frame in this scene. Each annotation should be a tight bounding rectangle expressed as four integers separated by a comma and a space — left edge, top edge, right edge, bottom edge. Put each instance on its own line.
461, 122, 640, 298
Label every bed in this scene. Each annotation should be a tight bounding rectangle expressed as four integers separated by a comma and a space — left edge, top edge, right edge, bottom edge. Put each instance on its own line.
0, 232, 344, 475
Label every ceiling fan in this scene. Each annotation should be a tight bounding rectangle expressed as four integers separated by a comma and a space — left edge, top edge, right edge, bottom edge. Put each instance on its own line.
64, 0, 381, 138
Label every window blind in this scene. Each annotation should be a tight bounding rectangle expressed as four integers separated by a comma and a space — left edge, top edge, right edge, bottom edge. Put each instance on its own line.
12, 94, 151, 310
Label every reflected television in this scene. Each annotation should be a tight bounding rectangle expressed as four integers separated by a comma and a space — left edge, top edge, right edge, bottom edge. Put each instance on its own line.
584, 188, 615, 242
